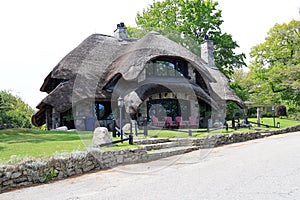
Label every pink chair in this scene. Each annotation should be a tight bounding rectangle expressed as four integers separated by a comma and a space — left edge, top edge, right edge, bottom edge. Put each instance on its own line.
189, 116, 198, 128
175, 116, 187, 128
165, 116, 178, 128
151, 116, 164, 127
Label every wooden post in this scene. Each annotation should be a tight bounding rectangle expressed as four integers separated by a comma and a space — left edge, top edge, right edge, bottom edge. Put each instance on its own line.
112, 120, 117, 137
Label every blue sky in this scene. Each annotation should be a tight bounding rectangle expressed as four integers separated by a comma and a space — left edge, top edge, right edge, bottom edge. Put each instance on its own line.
0, 0, 299, 108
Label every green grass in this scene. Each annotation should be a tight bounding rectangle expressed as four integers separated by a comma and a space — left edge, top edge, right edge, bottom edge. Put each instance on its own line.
0, 129, 93, 163
0, 128, 136, 164
0, 117, 299, 163
247, 117, 299, 128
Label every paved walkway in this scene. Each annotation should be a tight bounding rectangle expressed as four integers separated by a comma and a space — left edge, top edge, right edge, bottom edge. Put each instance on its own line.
2, 131, 300, 199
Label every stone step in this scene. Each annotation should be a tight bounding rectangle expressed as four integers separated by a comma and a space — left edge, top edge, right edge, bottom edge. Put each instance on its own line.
146, 146, 200, 161
141, 142, 180, 151
169, 138, 195, 146
134, 138, 171, 145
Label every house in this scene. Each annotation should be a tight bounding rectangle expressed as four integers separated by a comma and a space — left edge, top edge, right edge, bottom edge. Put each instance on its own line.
32, 23, 244, 130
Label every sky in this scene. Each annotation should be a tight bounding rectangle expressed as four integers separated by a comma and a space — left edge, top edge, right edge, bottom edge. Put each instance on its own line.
0, 0, 299, 109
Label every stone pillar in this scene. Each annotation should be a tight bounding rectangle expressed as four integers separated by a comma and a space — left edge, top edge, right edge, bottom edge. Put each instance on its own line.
212, 100, 226, 126
257, 107, 262, 126
52, 108, 60, 129
74, 101, 95, 131
45, 107, 52, 130
189, 98, 199, 117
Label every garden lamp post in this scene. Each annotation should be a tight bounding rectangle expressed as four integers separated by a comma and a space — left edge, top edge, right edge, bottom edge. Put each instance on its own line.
272, 106, 275, 128
118, 96, 124, 140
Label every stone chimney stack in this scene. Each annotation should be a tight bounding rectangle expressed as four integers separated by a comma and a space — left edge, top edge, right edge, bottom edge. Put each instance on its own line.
201, 39, 215, 68
114, 22, 128, 40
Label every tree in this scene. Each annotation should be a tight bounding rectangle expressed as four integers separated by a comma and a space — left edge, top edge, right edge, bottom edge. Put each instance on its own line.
131, 0, 246, 77
249, 20, 300, 112
0, 90, 34, 128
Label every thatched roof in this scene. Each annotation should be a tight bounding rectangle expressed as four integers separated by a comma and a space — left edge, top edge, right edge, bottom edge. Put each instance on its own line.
207, 67, 245, 108
32, 31, 244, 126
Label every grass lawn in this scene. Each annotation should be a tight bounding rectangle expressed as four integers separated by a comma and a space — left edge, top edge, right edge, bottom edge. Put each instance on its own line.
0, 129, 139, 163
0, 129, 94, 163
247, 117, 298, 128
0, 117, 299, 163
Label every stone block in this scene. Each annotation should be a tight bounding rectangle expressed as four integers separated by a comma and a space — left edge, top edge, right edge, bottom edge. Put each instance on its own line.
11, 172, 22, 179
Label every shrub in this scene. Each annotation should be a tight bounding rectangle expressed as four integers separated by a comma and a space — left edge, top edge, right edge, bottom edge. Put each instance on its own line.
275, 105, 288, 118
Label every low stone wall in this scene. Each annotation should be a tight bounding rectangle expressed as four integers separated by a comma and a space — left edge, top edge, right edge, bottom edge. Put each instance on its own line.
192, 124, 300, 148
1, 125, 300, 193
0, 149, 148, 193
135, 125, 300, 148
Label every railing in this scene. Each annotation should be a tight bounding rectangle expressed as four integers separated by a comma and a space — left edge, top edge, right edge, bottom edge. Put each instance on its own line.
99, 120, 133, 147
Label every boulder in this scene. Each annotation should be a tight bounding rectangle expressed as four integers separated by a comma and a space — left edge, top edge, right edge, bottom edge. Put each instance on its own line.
55, 126, 68, 131
122, 122, 139, 132
124, 91, 142, 114
92, 127, 112, 147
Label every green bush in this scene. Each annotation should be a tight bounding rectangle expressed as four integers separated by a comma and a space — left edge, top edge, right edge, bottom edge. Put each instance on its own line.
0, 90, 34, 128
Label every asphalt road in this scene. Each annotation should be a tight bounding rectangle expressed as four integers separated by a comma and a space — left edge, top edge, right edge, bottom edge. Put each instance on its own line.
2, 131, 300, 200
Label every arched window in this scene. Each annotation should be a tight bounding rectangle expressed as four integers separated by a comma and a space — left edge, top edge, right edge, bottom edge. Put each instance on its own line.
146, 57, 189, 78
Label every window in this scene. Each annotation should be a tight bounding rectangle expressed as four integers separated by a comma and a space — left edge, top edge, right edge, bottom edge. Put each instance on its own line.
146, 58, 189, 78
147, 98, 190, 121
94, 103, 105, 120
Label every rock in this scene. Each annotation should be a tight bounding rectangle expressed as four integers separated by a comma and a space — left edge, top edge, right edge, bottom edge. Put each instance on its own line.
56, 126, 68, 131
67, 129, 77, 132
92, 127, 112, 147
122, 122, 139, 132
124, 91, 143, 114
11, 172, 22, 179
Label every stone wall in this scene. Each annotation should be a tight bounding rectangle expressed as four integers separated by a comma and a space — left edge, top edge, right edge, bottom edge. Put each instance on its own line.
1, 125, 300, 193
0, 149, 148, 193
191, 125, 300, 148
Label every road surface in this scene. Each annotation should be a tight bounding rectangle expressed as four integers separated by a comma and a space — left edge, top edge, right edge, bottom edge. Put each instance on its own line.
1, 131, 300, 200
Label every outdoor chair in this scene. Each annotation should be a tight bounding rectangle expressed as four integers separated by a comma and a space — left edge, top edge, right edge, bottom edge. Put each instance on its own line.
164, 116, 178, 128
151, 116, 164, 127
189, 116, 198, 128
175, 116, 187, 128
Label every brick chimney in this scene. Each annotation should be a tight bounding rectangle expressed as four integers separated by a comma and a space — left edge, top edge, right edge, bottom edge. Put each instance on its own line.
201, 39, 215, 68
114, 22, 128, 40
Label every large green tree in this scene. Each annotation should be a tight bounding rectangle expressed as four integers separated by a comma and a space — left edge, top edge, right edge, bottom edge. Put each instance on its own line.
0, 91, 34, 128
249, 20, 300, 112
130, 0, 246, 77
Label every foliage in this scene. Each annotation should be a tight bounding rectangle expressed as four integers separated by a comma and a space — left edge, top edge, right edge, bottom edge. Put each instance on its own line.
131, 0, 246, 77
275, 105, 288, 117
44, 169, 58, 182
248, 20, 300, 111
226, 101, 242, 119
229, 69, 250, 101
0, 90, 34, 128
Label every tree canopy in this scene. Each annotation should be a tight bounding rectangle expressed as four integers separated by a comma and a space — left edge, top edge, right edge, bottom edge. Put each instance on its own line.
130, 0, 246, 77
0, 90, 34, 128
243, 20, 300, 112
